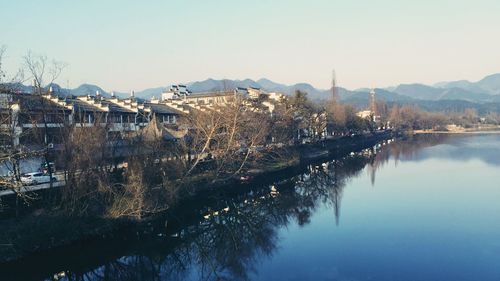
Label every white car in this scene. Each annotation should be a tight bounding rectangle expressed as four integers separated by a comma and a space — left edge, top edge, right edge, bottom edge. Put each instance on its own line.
20, 172, 56, 185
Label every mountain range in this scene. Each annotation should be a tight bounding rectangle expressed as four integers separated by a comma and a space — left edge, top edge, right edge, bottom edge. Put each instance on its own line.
4, 73, 500, 113
184, 74, 500, 104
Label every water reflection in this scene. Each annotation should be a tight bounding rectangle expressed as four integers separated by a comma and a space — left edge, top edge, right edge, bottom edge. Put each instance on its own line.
5, 134, 500, 281
19, 144, 386, 281
375, 134, 500, 166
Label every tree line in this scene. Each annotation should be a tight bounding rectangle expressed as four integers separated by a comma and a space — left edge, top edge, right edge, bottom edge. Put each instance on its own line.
1, 47, 498, 221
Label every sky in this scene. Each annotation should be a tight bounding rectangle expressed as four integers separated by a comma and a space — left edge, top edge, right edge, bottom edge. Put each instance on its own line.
2, 0, 500, 92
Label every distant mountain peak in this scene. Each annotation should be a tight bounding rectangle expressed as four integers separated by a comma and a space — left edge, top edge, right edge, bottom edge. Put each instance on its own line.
70, 83, 110, 97
433, 73, 500, 96
5, 72, 500, 104
479, 73, 500, 81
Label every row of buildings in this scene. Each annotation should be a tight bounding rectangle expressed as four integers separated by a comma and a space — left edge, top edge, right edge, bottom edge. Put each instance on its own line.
0, 85, 286, 147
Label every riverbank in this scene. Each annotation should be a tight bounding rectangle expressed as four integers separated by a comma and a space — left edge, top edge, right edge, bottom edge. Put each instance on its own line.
0, 131, 394, 264
414, 124, 500, 134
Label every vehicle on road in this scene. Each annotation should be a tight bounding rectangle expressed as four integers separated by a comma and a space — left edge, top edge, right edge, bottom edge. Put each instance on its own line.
20, 172, 56, 185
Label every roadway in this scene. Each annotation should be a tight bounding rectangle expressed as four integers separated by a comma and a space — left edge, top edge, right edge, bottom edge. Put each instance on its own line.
0, 173, 66, 197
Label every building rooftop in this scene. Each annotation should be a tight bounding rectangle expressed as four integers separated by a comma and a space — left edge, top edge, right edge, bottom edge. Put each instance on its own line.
143, 102, 184, 115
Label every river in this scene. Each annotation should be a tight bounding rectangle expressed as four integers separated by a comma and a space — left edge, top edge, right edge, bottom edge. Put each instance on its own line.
2, 134, 500, 281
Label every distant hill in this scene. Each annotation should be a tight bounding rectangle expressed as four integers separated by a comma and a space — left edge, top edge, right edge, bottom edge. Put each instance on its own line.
394, 76, 500, 103
0, 82, 32, 93
434, 80, 484, 93
438, 88, 493, 102
69, 83, 110, 97
134, 87, 165, 99
393, 84, 443, 100
184, 78, 331, 100
434, 73, 500, 96
188, 78, 260, 93
256, 78, 287, 91
476, 73, 500, 95
3, 72, 500, 113
342, 88, 413, 106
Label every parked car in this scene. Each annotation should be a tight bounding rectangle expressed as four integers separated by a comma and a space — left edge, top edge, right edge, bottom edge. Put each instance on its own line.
20, 172, 56, 185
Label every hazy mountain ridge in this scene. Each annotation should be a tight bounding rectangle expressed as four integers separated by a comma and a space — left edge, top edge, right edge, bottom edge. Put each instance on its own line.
433, 73, 500, 95
393, 84, 443, 100
187, 78, 261, 93
3, 73, 500, 112
476, 73, 500, 95
70, 84, 111, 97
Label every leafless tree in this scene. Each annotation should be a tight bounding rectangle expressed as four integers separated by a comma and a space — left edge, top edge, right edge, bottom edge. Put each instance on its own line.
23, 51, 67, 191
0, 46, 39, 212
56, 113, 114, 216
326, 99, 347, 135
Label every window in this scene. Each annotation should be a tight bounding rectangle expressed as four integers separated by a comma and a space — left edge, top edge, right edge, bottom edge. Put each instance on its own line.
109, 114, 121, 123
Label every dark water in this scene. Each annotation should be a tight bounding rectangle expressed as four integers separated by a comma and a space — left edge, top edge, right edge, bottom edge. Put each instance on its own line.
4, 134, 500, 281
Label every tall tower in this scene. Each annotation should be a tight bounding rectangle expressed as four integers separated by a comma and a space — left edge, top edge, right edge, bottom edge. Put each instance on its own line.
369, 88, 376, 115
331, 69, 339, 102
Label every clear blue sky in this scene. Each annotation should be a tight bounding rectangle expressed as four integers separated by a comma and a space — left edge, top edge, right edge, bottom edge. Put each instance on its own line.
2, 0, 500, 91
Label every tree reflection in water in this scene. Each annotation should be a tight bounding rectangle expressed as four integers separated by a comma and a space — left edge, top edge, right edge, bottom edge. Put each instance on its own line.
22, 136, 456, 281
52, 152, 382, 281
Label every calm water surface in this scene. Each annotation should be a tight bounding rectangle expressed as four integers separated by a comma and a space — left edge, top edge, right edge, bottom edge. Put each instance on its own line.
4, 134, 500, 281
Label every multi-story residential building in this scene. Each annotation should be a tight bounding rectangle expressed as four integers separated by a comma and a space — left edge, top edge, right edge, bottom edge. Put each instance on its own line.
0, 85, 287, 147
0, 92, 185, 147
0, 85, 292, 175
160, 84, 190, 100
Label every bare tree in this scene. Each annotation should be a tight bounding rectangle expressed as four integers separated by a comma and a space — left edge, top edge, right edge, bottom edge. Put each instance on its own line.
23, 51, 67, 190
179, 106, 224, 177
0, 46, 39, 213
326, 99, 347, 135
56, 112, 114, 216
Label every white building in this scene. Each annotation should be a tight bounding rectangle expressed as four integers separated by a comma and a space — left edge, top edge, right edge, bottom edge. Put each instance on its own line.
267, 92, 286, 102
247, 87, 262, 99
161, 84, 190, 101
